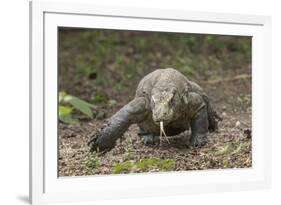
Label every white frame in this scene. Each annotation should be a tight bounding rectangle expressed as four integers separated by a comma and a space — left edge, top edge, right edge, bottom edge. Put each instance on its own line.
30, 1, 272, 204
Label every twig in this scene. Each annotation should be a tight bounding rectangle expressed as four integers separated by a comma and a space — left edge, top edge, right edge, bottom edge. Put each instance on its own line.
203, 74, 251, 85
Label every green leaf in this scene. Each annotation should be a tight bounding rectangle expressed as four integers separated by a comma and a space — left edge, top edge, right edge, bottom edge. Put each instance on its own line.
59, 105, 78, 124
59, 113, 78, 124
59, 105, 73, 115
63, 95, 94, 118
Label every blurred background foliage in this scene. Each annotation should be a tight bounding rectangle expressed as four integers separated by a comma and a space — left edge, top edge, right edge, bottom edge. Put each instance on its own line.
58, 28, 251, 120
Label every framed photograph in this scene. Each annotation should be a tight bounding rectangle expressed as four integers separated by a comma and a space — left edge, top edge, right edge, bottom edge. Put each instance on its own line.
30, 1, 271, 204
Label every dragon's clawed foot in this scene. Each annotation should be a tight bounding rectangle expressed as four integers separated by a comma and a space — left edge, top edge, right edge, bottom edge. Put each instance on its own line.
142, 135, 160, 146
87, 129, 115, 153
189, 134, 208, 148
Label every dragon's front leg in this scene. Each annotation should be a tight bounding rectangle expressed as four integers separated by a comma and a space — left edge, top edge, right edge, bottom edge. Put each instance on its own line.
189, 106, 209, 147
88, 97, 148, 152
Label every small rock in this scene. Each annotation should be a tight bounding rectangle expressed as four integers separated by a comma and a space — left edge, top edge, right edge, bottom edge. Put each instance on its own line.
222, 112, 227, 117
71, 144, 80, 149
244, 129, 252, 139
235, 121, 241, 127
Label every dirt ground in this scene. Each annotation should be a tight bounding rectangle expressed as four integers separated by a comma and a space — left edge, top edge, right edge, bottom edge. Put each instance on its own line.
58, 29, 251, 176
59, 76, 251, 176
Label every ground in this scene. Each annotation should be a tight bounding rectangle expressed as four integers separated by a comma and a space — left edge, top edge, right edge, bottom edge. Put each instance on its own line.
58, 29, 252, 176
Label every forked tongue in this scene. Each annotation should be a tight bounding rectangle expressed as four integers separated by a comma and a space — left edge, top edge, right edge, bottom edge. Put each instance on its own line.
160, 121, 170, 144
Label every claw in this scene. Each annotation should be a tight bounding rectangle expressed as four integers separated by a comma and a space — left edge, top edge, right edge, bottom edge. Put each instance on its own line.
88, 136, 99, 152
87, 128, 116, 153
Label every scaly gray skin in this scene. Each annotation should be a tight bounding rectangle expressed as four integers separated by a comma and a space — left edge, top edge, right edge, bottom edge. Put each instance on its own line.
88, 68, 221, 152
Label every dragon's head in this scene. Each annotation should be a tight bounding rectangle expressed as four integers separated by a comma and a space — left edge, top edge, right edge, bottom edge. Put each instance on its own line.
151, 87, 182, 126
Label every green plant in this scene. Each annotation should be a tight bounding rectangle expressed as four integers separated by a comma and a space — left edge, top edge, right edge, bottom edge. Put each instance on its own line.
59, 91, 95, 124
112, 158, 176, 174
81, 152, 100, 169
237, 94, 251, 111
215, 141, 248, 156
59, 105, 78, 124
92, 93, 108, 104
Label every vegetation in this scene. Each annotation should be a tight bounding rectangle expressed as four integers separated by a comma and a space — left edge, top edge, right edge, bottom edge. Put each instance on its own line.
81, 152, 100, 170
59, 91, 95, 124
58, 29, 251, 104
112, 158, 176, 174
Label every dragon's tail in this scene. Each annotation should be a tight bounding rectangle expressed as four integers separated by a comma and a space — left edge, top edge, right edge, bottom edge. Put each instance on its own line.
202, 94, 222, 132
